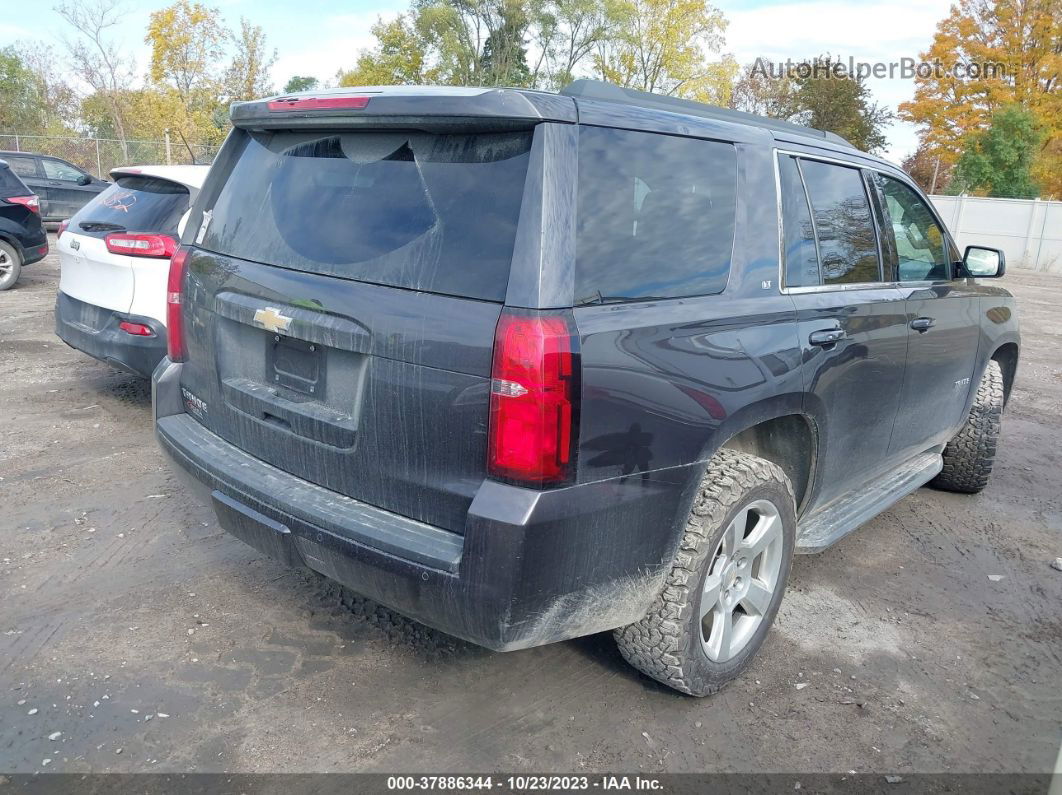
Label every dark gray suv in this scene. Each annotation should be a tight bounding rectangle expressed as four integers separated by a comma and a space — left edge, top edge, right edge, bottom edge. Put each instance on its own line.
153, 81, 1019, 696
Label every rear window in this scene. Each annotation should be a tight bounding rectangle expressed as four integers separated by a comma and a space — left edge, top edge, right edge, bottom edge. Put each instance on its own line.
575, 127, 737, 304
200, 129, 534, 302
0, 165, 28, 193
70, 176, 190, 238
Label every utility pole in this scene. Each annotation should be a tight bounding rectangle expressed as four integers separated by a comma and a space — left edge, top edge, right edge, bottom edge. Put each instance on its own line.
164, 129, 173, 165
930, 157, 940, 195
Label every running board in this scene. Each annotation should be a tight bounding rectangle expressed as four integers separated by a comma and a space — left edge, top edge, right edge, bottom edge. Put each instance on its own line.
796, 452, 943, 554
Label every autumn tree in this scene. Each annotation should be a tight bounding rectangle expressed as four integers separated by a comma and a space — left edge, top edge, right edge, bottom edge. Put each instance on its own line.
951, 104, 1044, 197
593, 0, 736, 102
899, 0, 1061, 196
225, 18, 277, 102
146, 0, 228, 104
729, 58, 798, 117
902, 142, 953, 194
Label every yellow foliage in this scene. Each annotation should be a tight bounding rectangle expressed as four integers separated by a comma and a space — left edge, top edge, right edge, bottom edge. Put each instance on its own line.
899, 0, 1061, 196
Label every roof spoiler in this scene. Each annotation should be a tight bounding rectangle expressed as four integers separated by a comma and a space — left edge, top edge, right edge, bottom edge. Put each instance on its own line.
561, 79, 855, 149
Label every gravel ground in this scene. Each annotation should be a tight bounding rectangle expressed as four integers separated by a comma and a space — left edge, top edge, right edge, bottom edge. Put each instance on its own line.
1, 236, 1060, 775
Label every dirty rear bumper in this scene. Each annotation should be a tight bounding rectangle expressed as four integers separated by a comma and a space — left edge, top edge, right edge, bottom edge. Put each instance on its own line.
153, 360, 696, 651
56, 291, 166, 378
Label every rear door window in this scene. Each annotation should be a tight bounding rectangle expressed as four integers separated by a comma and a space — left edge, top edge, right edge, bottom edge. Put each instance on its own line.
0, 166, 29, 193
69, 175, 190, 238
779, 155, 820, 288
4, 155, 40, 179
575, 127, 737, 303
798, 159, 881, 285
199, 129, 533, 302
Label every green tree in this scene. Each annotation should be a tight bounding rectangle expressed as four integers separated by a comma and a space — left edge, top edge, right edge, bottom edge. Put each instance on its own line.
0, 47, 41, 132
791, 56, 892, 153
283, 75, 319, 93
527, 0, 621, 89
338, 15, 433, 86
952, 104, 1044, 198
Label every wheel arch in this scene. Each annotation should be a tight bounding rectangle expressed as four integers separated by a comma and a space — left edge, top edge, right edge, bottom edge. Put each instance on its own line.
990, 342, 1019, 406
718, 414, 818, 516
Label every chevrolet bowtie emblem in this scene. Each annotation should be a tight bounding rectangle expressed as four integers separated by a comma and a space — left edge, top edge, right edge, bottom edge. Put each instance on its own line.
253, 307, 293, 334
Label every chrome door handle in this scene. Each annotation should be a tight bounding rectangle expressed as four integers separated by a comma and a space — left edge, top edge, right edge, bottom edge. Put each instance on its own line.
910, 317, 935, 333
809, 329, 846, 346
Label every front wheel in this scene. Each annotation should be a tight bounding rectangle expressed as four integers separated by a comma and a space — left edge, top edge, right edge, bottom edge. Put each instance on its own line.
931, 359, 1005, 494
615, 449, 796, 696
0, 241, 22, 291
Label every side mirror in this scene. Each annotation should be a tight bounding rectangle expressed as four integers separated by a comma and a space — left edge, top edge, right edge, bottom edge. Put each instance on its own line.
963, 246, 1006, 278
76, 174, 92, 186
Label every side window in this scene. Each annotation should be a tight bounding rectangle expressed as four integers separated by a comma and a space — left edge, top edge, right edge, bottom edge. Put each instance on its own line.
5, 156, 40, 178
778, 155, 819, 287
873, 174, 950, 281
575, 127, 738, 303
799, 159, 881, 285
42, 159, 86, 182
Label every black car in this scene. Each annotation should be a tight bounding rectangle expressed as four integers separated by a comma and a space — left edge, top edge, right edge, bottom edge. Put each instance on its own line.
0, 159, 48, 290
0, 151, 108, 223
153, 81, 1019, 696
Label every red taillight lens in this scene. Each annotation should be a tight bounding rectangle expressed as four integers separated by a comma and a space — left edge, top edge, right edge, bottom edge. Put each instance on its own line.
57, 219, 69, 238
267, 96, 370, 112
104, 233, 177, 258
118, 321, 154, 337
487, 311, 579, 486
8, 195, 40, 214
166, 246, 190, 362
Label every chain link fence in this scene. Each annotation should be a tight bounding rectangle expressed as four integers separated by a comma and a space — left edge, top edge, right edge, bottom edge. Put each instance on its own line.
0, 134, 220, 178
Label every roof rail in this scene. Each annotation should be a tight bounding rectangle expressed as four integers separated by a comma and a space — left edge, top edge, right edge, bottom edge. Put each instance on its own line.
561, 79, 855, 149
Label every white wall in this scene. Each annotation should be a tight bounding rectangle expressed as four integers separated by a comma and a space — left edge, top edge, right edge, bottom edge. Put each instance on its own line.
929, 195, 1062, 274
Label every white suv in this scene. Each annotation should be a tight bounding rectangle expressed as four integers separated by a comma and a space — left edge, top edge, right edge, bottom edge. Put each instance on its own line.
55, 165, 208, 377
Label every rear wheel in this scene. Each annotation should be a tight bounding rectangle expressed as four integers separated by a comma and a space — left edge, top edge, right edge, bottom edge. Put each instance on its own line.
614, 449, 796, 696
931, 360, 1004, 494
0, 241, 21, 291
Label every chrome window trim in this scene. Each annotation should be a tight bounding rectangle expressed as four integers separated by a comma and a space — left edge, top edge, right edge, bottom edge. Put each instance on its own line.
773, 148, 960, 295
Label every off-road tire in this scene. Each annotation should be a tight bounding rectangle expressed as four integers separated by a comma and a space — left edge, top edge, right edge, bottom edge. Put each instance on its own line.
931, 360, 1004, 494
614, 449, 796, 697
0, 240, 22, 291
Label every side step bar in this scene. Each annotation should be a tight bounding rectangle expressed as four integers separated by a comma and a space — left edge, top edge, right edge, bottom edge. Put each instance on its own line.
796, 452, 944, 554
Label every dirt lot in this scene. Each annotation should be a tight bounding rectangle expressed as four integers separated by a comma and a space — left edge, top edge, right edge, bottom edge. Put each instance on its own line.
1, 236, 1060, 776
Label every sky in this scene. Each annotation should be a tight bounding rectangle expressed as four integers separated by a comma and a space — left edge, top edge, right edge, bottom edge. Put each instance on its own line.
0, 0, 955, 163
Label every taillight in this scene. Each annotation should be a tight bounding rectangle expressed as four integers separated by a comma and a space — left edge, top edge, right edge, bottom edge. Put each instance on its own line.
118, 321, 154, 337
267, 96, 370, 112
166, 246, 190, 362
104, 233, 177, 258
57, 219, 69, 238
7, 195, 39, 214
487, 311, 579, 486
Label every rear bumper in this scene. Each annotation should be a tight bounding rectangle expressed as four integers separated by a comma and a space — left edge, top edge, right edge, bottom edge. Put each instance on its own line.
153, 360, 697, 651
55, 291, 167, 378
